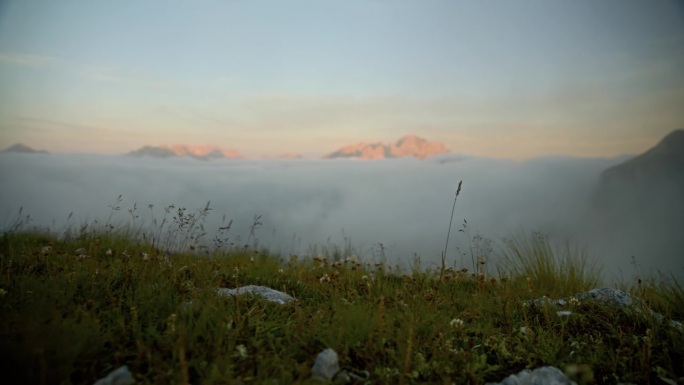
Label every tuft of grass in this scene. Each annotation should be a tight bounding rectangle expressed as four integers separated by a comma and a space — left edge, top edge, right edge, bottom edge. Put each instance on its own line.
497, 232, 603, 297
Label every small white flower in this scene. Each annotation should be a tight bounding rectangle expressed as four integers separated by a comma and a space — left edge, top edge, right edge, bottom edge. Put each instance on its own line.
450, 318, 464, 328
122, 249, 130, 258
278, 268, 284, 274
569, 297, 580, 306
250, 256, 255, 263
105, 249, 112, 256
142, 252, 150, 261
75, 247, 86, 255
235, 344, 248, 358
319, 274, 331, 283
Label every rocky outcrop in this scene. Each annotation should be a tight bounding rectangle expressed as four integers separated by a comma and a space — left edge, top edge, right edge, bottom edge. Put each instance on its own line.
325, 135, 449, 160
525, 288, 682, 331
587, 130, 684, 278
127, 144, 242, 160
600, 129, 684, 187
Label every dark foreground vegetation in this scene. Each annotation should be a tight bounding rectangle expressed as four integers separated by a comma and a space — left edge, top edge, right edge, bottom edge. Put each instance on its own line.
0, 203, 682, 385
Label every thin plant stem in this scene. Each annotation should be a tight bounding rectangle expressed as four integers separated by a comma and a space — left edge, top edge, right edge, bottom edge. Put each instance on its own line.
442, 181, 463, 265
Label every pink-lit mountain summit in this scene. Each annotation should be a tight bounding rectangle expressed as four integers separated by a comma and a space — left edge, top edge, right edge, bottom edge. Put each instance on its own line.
123, 135, 448, 160
324, 135, 449, 160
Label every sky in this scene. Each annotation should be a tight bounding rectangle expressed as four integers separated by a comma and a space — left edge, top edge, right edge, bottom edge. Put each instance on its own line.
0, 0, 683, 158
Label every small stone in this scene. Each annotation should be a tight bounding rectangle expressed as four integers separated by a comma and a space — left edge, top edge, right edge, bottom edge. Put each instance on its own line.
486, 366, 577, 385
93, 365, 135, 385
311, 348, 340, 382
216, 285, 296, 305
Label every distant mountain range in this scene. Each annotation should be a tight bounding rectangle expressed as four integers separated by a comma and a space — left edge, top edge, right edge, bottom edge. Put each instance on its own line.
125, 135, 448, 160
127, 144, 243, 160
2, 135, 448, 160
324, 134, 449, 159
1, 143, 48, 154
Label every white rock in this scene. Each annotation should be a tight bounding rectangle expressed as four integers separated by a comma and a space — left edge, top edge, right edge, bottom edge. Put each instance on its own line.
486, 366, 576, 385
216, 285, 296, 305
311, 348, 340, 382
93, 365, 135, 385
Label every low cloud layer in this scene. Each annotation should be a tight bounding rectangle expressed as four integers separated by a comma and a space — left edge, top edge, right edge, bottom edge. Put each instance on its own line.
1, 152, 681, 283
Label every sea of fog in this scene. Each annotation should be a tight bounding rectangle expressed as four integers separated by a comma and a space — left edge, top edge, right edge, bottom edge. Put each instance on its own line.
1, 152, 680, 284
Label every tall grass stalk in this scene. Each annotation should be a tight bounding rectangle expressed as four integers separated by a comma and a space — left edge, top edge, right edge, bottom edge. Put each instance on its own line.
440, 180, 462, 281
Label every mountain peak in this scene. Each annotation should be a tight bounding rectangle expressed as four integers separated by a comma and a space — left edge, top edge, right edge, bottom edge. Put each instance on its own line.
127, 144, 242, 160
652, 129, 684, 155
1, 143, 48, 154
600, 129, 684, 187
325, 135, 449, 160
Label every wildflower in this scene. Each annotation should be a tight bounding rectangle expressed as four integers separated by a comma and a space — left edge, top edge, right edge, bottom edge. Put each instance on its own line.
78, 254, 89, 260
105, 249, 112, 256
167, 313, 177, 334
41, 246, 52, 255
345, 255, 359, 265
643, 328, 652, 342
122, 249, 130, 258
319, 274, 331, 283
332, 261, 343, 269
569, 297, 580, 306
278, 268, 285, 274
142, 252, 150, 261
557, 311, 573, 317
75, 247, 86, 255
450, 318, 464, 328
235, 344, 248, 358
361, 275, 369, 281
250, 256, 255, 263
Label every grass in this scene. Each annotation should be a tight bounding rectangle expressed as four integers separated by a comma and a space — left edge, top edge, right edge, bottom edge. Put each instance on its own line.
0, 201, 682, 385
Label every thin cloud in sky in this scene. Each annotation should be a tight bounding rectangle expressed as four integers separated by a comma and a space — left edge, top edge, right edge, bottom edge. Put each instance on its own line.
0, 50, 173, 91
0, 52, 57, 67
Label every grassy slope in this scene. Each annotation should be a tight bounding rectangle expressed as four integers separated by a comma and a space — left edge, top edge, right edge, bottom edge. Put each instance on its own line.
0, 229, 682, 385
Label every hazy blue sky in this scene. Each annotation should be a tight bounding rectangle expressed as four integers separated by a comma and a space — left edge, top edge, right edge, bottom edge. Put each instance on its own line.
0, 0, 683, 158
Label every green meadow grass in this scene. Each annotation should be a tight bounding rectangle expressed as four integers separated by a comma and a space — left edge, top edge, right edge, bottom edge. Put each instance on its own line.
0, 204, 682, 385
